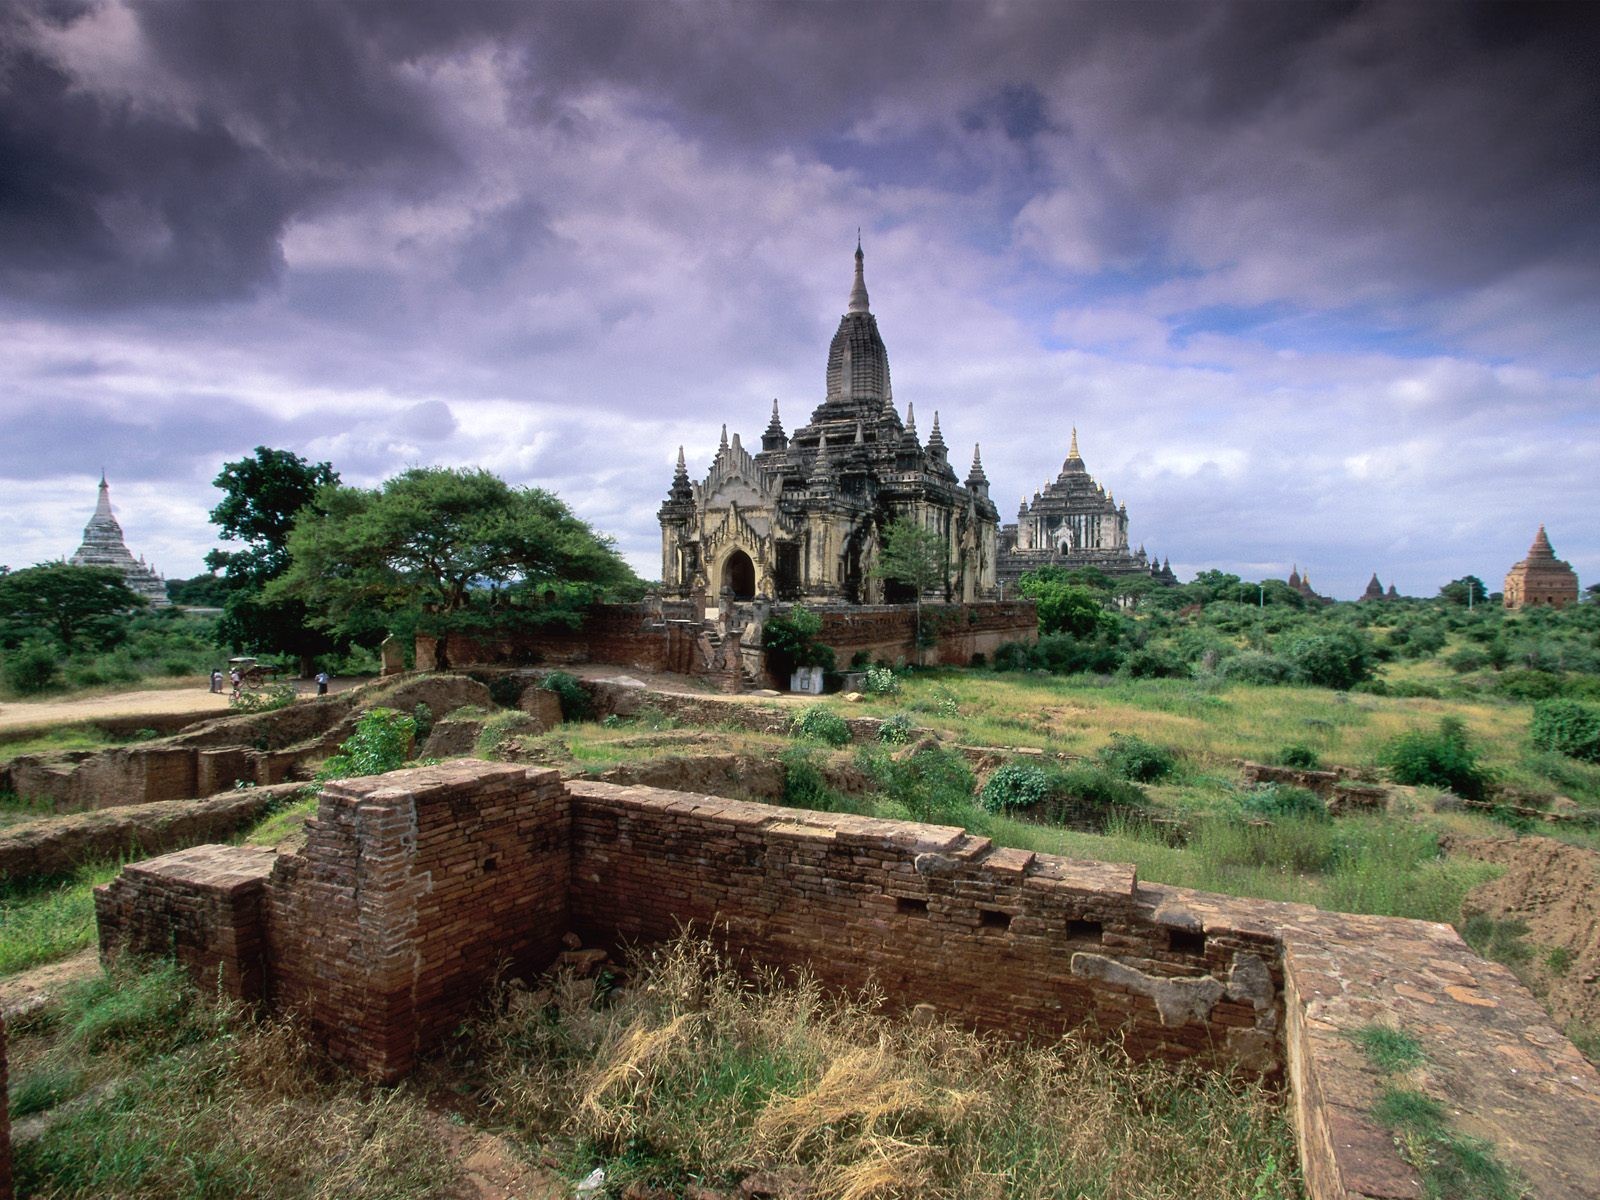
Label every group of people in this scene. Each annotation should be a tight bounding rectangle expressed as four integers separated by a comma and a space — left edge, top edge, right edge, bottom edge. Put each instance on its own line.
208, 668, 332, 698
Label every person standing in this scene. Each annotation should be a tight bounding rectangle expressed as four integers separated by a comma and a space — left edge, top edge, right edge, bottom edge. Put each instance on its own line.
315, 670, 330, 697
210, 668, 224, 694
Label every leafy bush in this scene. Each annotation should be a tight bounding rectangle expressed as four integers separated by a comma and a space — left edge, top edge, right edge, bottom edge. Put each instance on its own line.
779, 746, 851, 812
990, 641, 1037, 672
1275, 743, 1322, 769
863, 665, 901, 695
763, 605, 836, 677
487, 673, 526, 708
877, 712, 915, 744
1033, 763, 1146, 820
1095, 733, 1177, 782
1117, 646, 1188, 680
1218, 651, 1295, 685
861, 744, 978, 826
228, 681, 296, 713
541, 671, 594, 721
317, 707, 417, 780
1238, 784, 1328, 820
978, 762, 1061, 812
1283, 630, 1374, 690
1530, 699, 1600, 763
791, 705, 851, 747
1379, 717, 1490, 800
3, 642, 59, 694
412, 702, 434, 745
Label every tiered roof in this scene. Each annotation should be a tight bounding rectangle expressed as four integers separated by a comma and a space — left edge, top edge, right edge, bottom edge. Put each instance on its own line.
68, 475, 169, 607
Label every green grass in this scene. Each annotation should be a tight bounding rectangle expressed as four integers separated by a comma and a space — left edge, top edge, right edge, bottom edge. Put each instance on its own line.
989, 812, 1501, 923
12, 960, 459, 1199
1373, 1087, 1524, 1200
0, 725, 121, 764
0, 861, 123, 975
1350, 1024, 1426, 1074
239, 792, 319, 848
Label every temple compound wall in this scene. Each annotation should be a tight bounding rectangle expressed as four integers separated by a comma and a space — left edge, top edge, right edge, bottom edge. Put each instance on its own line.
93, 762, 1600, 1199
420, 600, 1039, 683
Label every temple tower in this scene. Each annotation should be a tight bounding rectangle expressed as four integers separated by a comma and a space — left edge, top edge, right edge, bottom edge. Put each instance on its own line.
68, 475, 169, 607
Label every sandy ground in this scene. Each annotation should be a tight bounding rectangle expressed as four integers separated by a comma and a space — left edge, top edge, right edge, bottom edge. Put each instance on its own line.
0, 675, 374, 735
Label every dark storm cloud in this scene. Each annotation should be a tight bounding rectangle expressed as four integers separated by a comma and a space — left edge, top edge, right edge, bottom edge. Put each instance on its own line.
0, 396, 292, 481
0, 0, 458, 309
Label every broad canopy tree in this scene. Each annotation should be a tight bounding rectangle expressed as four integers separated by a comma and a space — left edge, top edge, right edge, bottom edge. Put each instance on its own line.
871, 518, 950, 646
0, 563, 147, 652
269, 466, 640, 645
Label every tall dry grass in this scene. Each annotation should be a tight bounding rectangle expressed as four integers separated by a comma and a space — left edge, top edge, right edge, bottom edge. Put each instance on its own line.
472, 935, 1301, 1199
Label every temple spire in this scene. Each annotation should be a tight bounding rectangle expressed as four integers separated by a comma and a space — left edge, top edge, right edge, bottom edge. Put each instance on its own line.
93, 473, 114, 520
847, 238, 871, 313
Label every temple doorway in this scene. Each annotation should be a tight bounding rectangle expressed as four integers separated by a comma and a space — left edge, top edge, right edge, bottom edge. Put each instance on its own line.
724, 549, 756, 600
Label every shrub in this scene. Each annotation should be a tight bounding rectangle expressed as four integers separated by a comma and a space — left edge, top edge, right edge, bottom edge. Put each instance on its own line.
1218, 651, 1294, 685
228, 681, 296, 713
1275, 743, 1322, 769
978, 762, 1061, 812
877, 712, 916, 744
317, 707, 417, 780
487, 673, 526, 708
1096, 733, 1177, 782
412, 702, 434, 745
1032, 763, 1146, 821
1117, 646, 1188, 680
863, 665, 901, 695
1530, 699, 1600, 763
4, 642, 59, 694
1379, 717, 1490, 800
1385, 680, 1443, 699
1238, 784, 1328, 820
1284, 630, 1374, 690
780, 747, 850, 812
791, 705, 851, 747
861, 744, 978, 826
541, 671, 594, 721
763, 605, 836, 678
990, 641, 1037, 672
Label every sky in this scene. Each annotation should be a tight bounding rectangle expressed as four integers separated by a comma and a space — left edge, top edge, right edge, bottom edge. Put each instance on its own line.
2, 0, 1597, 600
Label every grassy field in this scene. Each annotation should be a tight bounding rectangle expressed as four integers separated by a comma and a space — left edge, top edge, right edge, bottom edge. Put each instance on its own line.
0, 862, 123, 975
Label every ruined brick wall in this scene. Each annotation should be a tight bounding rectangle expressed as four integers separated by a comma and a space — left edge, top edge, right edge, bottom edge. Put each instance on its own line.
0, 1012, 10, 1200
812, 601, 1038, 669
566, 781, 1281, 1071
265, 762, 570, 1081
424, 607, 705, 675
95, 844, 278, 1002
1, 781, 302, 885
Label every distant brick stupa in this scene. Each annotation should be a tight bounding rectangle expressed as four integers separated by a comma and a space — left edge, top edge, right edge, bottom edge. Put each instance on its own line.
68, 474, 169, 607
1503, 525, 1578, 610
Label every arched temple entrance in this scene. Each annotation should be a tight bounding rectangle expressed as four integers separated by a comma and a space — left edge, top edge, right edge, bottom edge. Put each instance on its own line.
724, 549, 757, 600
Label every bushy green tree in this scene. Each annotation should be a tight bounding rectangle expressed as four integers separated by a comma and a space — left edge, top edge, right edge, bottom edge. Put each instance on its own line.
1530, 700, 1600, 763
871, 518, 949, 646
1380, 717, 1489, 800
1282, 629, 1374, 690
1020, 579, 1111, 638
206, 446, 342, 675
1438, 576, 1488, 607
0, 563, 146, 652
270, 467, 639, 645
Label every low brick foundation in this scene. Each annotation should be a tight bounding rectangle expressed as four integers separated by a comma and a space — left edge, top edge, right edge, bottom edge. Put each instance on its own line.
0, 781, 304, 884
94, 762, 1600, 1198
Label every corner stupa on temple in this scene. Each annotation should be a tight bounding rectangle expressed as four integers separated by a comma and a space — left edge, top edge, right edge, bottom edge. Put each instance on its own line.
68, 474, 169, 607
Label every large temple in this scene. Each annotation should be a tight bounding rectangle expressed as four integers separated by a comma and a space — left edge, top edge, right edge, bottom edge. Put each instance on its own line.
996, 430, 1175, 589
659, 243, 999, 605
68, 474, 169, 607
1503, 525, 1579, 610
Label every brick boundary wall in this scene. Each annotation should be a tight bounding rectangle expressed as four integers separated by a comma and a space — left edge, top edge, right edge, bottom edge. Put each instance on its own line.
425, 601, 1039, 680
95, 763, 1600, 1198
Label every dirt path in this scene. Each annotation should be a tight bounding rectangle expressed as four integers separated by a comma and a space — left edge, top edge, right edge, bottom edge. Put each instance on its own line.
0, 675, 375, 736
1450, 834, 1600, 1034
